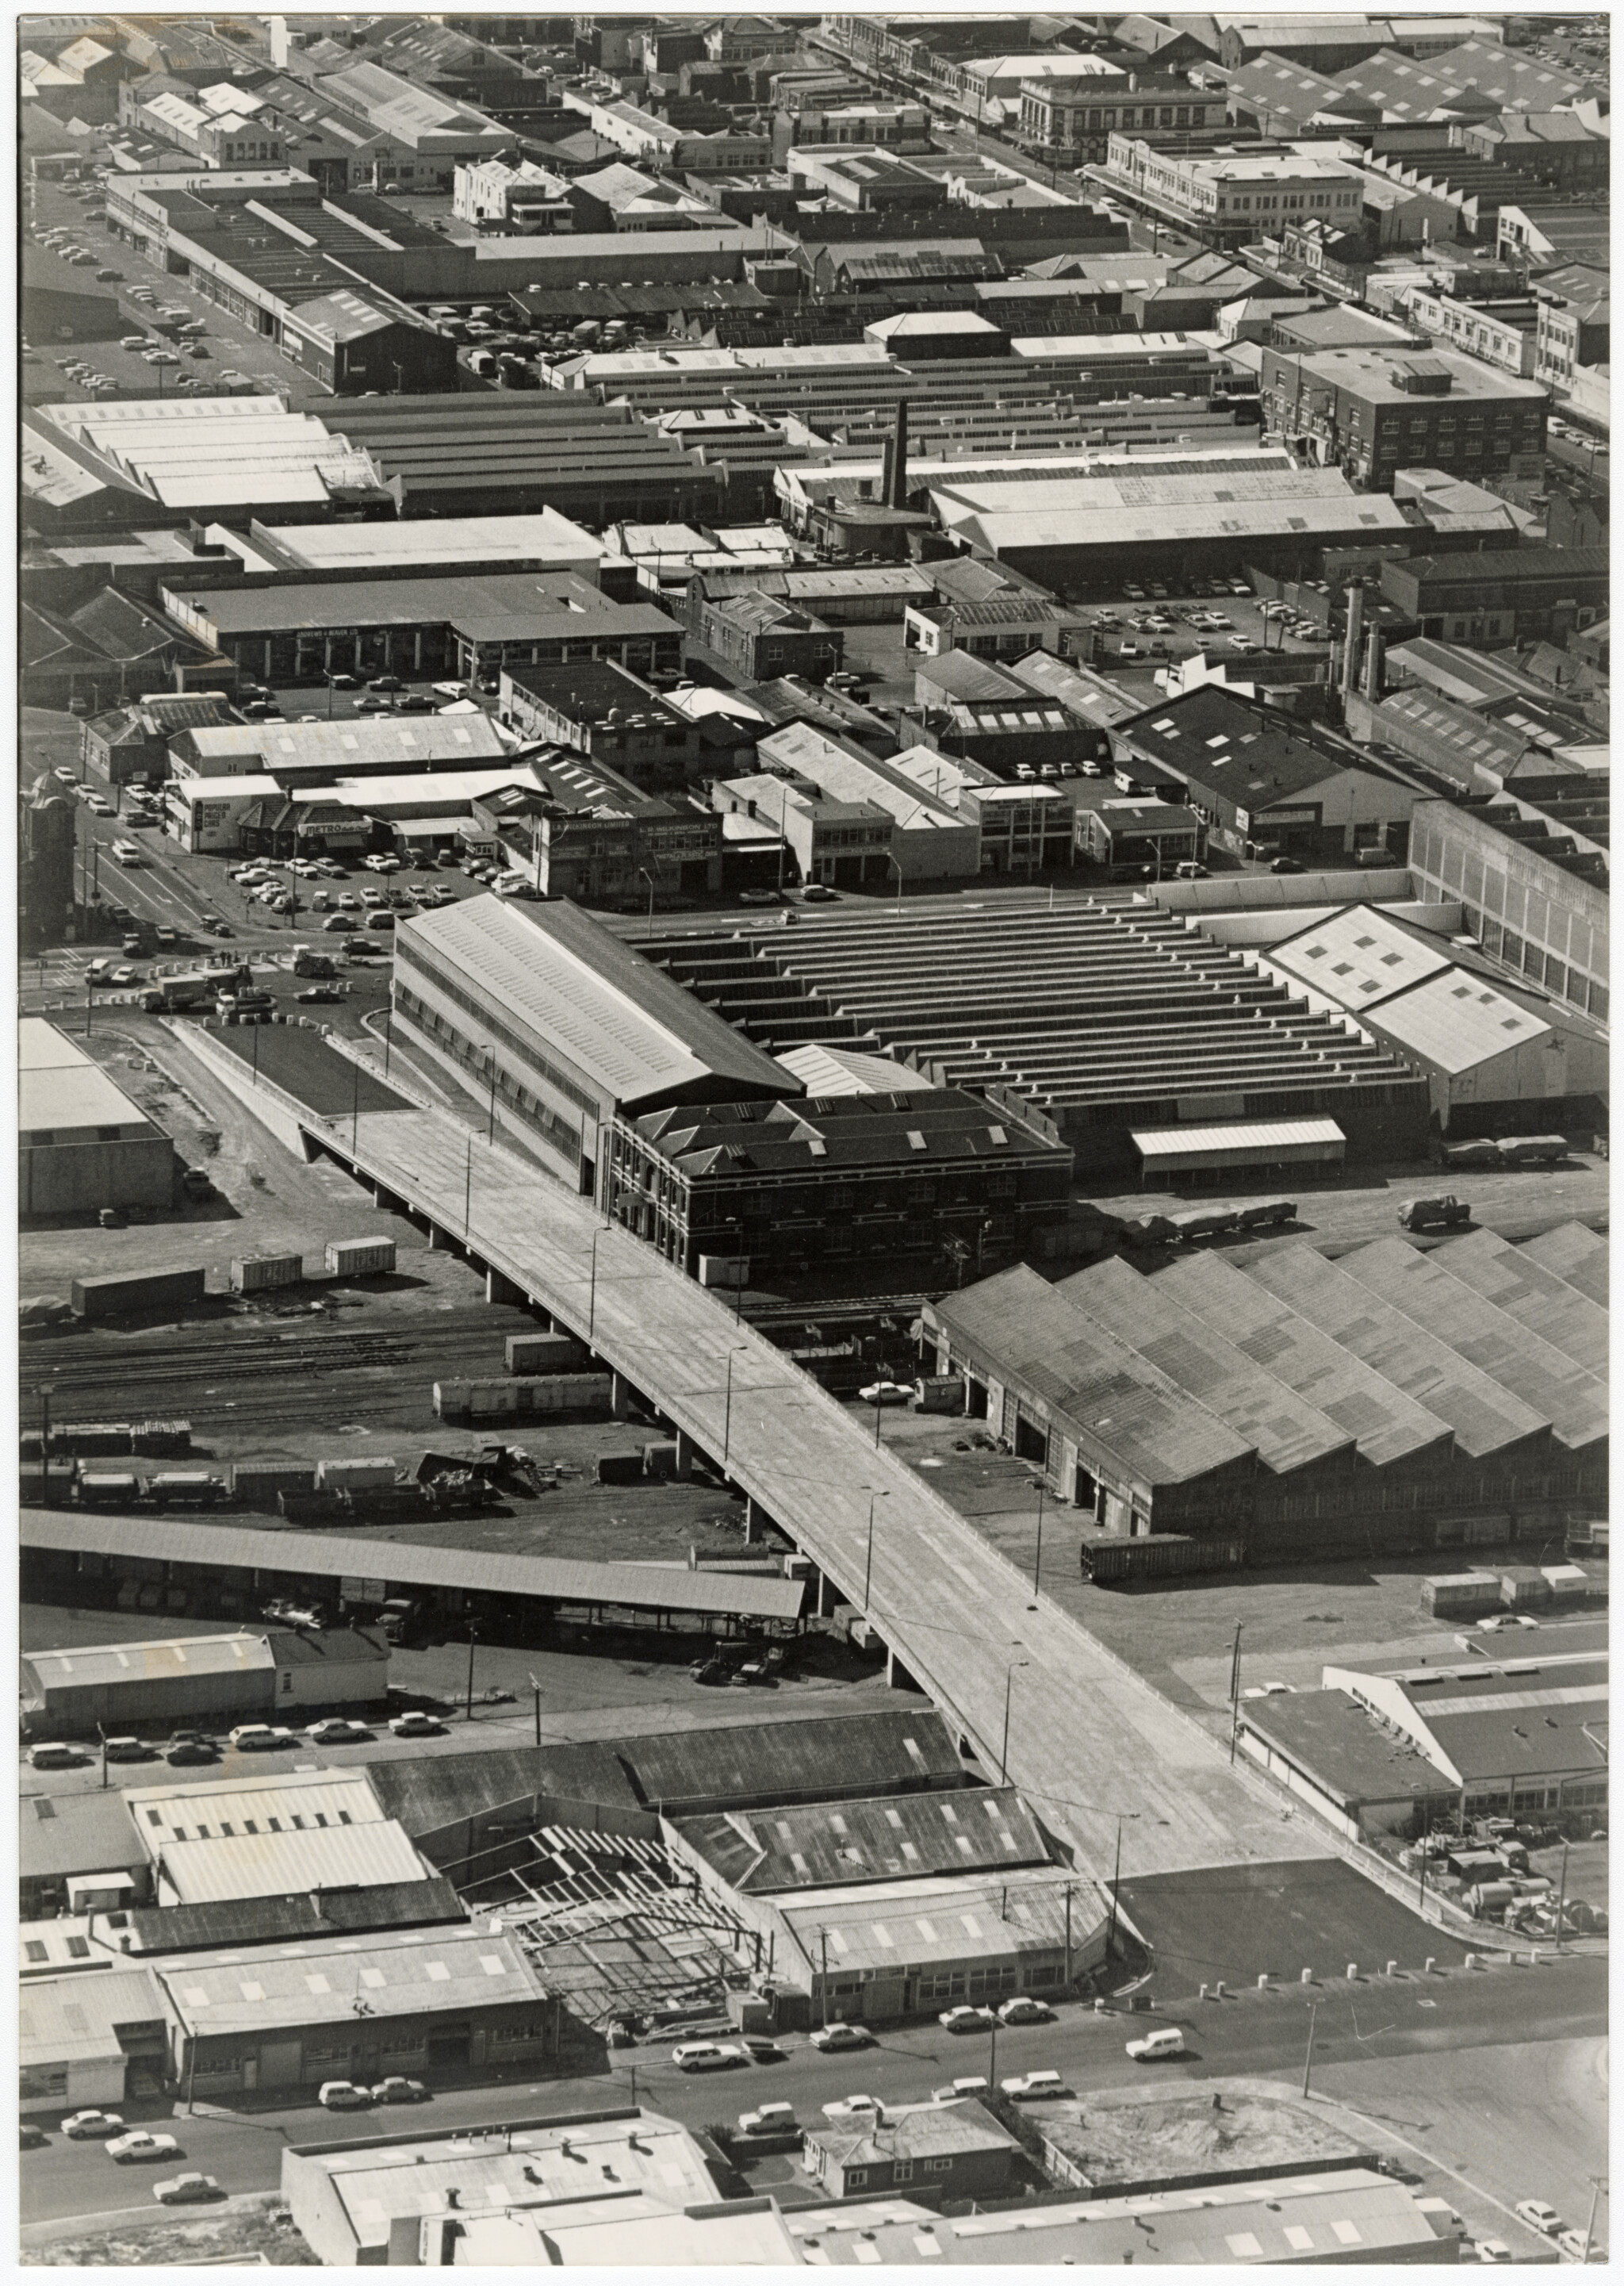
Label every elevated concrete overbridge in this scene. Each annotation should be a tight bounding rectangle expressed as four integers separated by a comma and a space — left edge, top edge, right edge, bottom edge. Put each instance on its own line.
310, 1095, 1335, 1889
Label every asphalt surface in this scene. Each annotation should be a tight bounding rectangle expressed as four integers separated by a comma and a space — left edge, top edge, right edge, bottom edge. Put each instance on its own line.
20, 1953, 1603, 2230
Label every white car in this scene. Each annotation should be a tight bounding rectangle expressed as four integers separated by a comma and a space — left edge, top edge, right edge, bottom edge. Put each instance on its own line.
389, 1711, 446, 1737
938, 2005, 996, 2034
1242, 1682, 1295, 1700
932, 2077, 990, 2103
108, 2131, 180, 2163
858, 1381, 912, 1406
1001, 2069, 1067, 2099
318, 2081, 373, 2111
28, 1742, 86, 1769
997, 1996, 1055, 2025
306, 1718, 371, 1744
737, 2104, 798, 2136
821, 2093, 883, 2120
154, 2173, 220, 2204
63, 2110, 124, 2139
1516, 2203, 1563, 2237
227, 1724, 294, 1751
809, 2022, 874, 2053
671, 2042, 744, 2072
1558, 2229, 1602, 2262
1468, 2240, 1511, 2263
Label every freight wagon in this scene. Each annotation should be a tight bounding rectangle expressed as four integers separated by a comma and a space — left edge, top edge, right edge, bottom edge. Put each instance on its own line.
506, 1332, 589, 1375
1081, 1533, 1247, 1584
1120, 1202, 1293, 1248
69, 1267, 208, 1319
1442, 1136, 1570, 1171
230, 1254, 304, 1294
435, 1374, 615, 1424
22, 1419, 192, 1459
324, 1237, 397, 1277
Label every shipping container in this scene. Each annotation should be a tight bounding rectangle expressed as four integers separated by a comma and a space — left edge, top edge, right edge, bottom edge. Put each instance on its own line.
324, 1237, 397, 1278
71, 1266, 208, 1319
315, 1456, 400, 1491
506, 1330, 588, 1375
1082, 1533, 1247, 1584
914, 1375, 966, 1414
1539, 1563, 1589, 1605
230, 1253, 304, 1294
698, 1253, 749, 1290
1498, 1565, 1553, 1609
1423, 1571, 1500, 1617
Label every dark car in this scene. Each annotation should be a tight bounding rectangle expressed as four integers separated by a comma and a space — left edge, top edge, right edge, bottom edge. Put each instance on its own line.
367, 673, 405, 692
1270, 855, 1305, 875
396, 693, 435, 713
165, 1735, 216, 1765
297, 985, 343, 1003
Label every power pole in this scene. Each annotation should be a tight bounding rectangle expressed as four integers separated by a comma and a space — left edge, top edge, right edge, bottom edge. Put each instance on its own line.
1301, 1999, 1318, 2099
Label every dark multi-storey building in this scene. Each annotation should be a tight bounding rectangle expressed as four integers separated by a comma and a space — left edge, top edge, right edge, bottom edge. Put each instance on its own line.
1260, 345, 1548, 491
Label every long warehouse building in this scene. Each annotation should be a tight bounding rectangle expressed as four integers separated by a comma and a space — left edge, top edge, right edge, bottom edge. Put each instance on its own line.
922, 1220, 1607, 1561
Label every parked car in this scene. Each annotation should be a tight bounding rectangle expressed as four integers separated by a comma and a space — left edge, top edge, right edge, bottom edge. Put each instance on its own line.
858, 1381, 912, 1406
318, 2082, 373, 2111
63, 2111, 124, 2139
1515, 2203, 1563, 2237
809, 2023, 873, 2053
227, 1724, 295, 1751
822, 2092, 883, 2120
165, 1736, 216, 1765
307, 1718, 372, 1745
154, 2174, 221, 2204
370, 2078, 429, 2104
21, 2122, 47, 2150
939, 2006, 997, 2034
1002, 2070, 1069, 2098
297, 985, 344, 1003
997, 1996, 1055, 2025
102, 1736, 152, 1761
672, 2042, 744, 2073
1466, 2240, 1511, 2263
1557, 2230, 1602, 2263
739, 2036, 785, 2063
28, 1743, 87, 1769
108, 2131, 180, 2163
389, 1711, 446, 1737
737, 2103, 797, 2135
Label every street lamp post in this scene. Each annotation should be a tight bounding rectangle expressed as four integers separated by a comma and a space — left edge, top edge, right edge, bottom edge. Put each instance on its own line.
722, 1344, 747, 1475
38, 1383, 55, 1509
999, 1656, 1028, 1785
1032, 1479, 1045, 1596
862, 1490, 888, 1613
1105, 1811, 1140, 1951
463, 1128, 473, 1240
1301, 1998, 1319, 2099
588, 1222, 607, 1344
1228, 1620, 1245, 1763
465, 1622, 480, 1721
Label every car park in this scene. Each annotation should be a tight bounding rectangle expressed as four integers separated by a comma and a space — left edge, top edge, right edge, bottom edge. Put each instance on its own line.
155, 2174, 221, 2204
108, 2131, 180, 2163
809, 2023, 873, 2053
672, 2042, 744, 2072
63, 2111, 124, 2139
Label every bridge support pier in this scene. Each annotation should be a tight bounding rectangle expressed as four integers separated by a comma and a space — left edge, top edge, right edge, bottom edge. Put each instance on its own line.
428, 1225, 450, 1251
486, 1268, 524, 1306
885, 1644, 918, 1692
371, 1183, 396, 1210
673, 1429, 695, 1482
816, 1568, 836, 1619
744, 1496, 771, 1544
611, 1371, 636, 1419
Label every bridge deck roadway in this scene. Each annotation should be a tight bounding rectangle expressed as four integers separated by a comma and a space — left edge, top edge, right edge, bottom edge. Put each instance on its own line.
324, 1101, 1335, 1886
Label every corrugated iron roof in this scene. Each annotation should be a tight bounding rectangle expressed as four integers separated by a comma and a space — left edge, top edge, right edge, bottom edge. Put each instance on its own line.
669, 1785, 1048, 1893
20, 1966, 166, 2066
154, 1924, 545, 2034
115, 1876, 468, 1955
155, 1818, 429, 1905
1419, 1227, 1608, 1379
22, 1508, 806, 1622
773, 1865, 1103, 1979
931, 1265, 1254, 1486
128, 1767, 386, 1854
1132, 1118, 1347, 1159
25, 1632, 274, 1695
1522, 1220, 1608, 1309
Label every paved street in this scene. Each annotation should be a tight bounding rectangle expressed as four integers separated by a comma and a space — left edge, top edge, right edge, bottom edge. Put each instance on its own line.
21, 1954, 1603, 2230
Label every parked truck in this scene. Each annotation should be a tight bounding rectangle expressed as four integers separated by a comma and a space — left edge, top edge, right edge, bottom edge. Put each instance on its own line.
292, 945, 339, 980
140, 972, 220, 1014
1397, 1195, 1470, 1232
